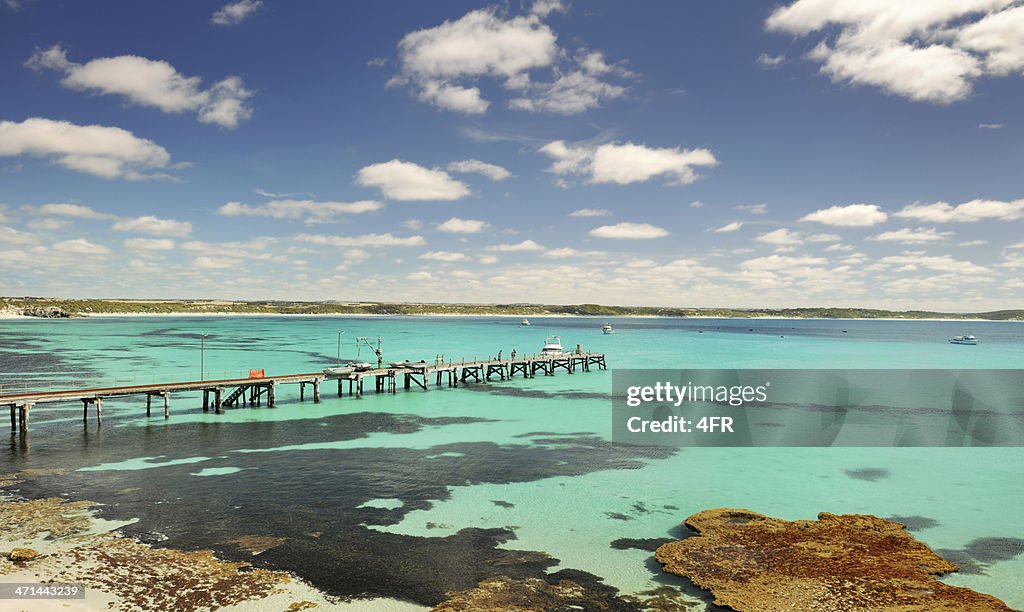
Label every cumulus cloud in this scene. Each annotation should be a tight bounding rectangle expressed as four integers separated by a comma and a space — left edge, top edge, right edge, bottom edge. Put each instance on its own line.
446, 159, 511, 181
589, 222, 669, 239
23, 202, 113, 219
877, 253, 989, 274
895, 198, 1024, 222
26, 45, 253, 128
485, 240, 545, 251
123, 237, 176, 252
0, 225, 39, 245
211, 0, 263, 26
53, 238, 110, 255
218, 199, 383, 224
765, 0, 1024, 104
436, 217, 489, 233
800, 203, 888, 226
392, 5, 632, 114
713, 221, 743, 233
755, 228, 803, 246
757, 53, 786, 68
0, 118, 174, 180
355, 160, 471, 201
869, 227, 953, 243
112, 215, 192, 237
296, 233, 426, 247
419, 250, 467, 261
569, 208, 610, 217
542, 247, 606, 259
540, 140, 718, 186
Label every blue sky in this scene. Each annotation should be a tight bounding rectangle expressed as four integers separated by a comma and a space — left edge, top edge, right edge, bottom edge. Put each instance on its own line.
2, 0, 1023, 309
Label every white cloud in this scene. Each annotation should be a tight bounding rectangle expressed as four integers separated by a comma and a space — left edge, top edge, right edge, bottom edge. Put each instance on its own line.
446, 159, 511, 181
869, 227, 953, 244
540, 140, 717, 186
0, 118, 174, 180
589, 222, 669, 239
757, 53, 786, 68
531, 0, 567, 17
192, 256, 239, 270
27, 218, 69, 231
895, 198, 1024, 222
27, 45, 253, 128
436, 217, 489, 233
479, 255, 499, 264
112, 215, 192, 237
689, 200, 704, 208
0, 225, 38, 245
800, 203, 888, 226
419, 251, 467, 262
569, 208, 610, 217
826, 243, 854, 252
878, 253, 989, 274
356, 160, 471, 201
406, 271, 435, 282
741, 254, 827, 271
218, 199, 383, 224
485, 240, 545, 251
959, 239, 988, 246
713, 221, 743, 233
53, 238, 110, 255
979, 123, 1005, 129
123, 238, 175, 251
393, 6, 631, 115
736, 203, 768, 214
807, 233, 841, 242
542, 247, 606, 259
211, 0, 263, 26
765, 0, 1022, 104
23, 202, 113, 219
295, 233, 426, 247
755, 228, 803, 246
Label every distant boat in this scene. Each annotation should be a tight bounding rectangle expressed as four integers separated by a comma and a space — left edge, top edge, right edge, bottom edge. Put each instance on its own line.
540, 335, 568, 356
602, 323, 614, 334
521, 318, 530, 327
949, 334, 978, 345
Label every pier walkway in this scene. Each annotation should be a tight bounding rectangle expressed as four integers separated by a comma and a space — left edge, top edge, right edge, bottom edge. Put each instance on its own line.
1, 353, 606, 431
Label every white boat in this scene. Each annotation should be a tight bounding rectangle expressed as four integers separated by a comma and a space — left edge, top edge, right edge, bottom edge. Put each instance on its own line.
323, 366, 354, 377
949, 335, 978, 345
521, 318, 530, 327
350, 361, 373, 371
389, 360, 425, 369
540, 335, 568, 356
602, 323, 614, 334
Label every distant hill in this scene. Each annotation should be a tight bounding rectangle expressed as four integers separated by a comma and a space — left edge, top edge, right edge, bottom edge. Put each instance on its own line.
2, 298, 1021, 321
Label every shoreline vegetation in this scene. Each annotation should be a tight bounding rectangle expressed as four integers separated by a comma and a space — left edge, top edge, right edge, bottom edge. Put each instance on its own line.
1, 297, 1022, 321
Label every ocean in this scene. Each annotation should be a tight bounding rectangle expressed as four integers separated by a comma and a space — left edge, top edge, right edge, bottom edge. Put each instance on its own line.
1, 315, 1022, 609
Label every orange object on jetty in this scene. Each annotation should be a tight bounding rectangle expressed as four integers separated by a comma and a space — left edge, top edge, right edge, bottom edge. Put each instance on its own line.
248, 369, 265, 379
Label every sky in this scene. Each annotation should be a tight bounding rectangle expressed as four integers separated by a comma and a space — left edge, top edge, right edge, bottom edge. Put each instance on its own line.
1, 0, 1023, 310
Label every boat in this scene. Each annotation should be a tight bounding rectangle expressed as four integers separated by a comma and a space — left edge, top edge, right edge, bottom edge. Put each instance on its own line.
949, 335, 978, 345
322, 366, 353, 377
349, 361, 373, 371
521, 318, 530, 327
602, 323, 614, 334
389, 360, 425, 369
540, 335, 568, 356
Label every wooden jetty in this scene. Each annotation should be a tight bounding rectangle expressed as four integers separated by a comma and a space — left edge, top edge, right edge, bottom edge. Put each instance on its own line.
0, 352, 606, 432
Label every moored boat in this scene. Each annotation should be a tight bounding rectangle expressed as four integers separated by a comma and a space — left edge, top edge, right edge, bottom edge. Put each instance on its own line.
521, 318, 530, 327
602, 323, 614, 334
949, 334, 978, 345
540, 335, 568, 356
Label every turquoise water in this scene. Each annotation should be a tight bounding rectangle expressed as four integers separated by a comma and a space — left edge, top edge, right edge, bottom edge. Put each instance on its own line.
2, 315, 1023, 608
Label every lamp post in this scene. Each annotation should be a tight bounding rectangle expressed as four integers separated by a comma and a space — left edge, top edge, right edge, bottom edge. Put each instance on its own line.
201, 333, 207, 381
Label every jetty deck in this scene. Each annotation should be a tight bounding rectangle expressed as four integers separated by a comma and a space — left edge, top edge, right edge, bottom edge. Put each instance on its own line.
1, 352, 606, 431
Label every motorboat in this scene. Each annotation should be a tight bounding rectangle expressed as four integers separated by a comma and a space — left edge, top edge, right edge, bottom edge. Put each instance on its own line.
602, 323, 614, 334
521, 318, 530, 327
389, 360, 425, 369
949, 335, 978, 345
323, 366, 354, 377
350, 361, 374, 371
540, 335, 568, 356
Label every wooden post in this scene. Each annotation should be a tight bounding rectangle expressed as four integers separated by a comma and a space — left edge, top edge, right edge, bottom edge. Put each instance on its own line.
147, 394, 153, 416
83, 399, 88, 423
19, 403, 30, 431
95, 397, 102, 423
164, 393, 169, 418
202, 390, 209, 412
10, 404, 15, 430
215, 387, 223, 410
300, 382, 305, 402
338, 379, 343, 396
268, 383, 276, 407
313, 380, 320, 403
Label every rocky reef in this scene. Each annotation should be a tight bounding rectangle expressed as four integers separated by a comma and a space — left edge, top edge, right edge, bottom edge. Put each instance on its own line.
655, 508, 1015, 612
432, 576, 643, 611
